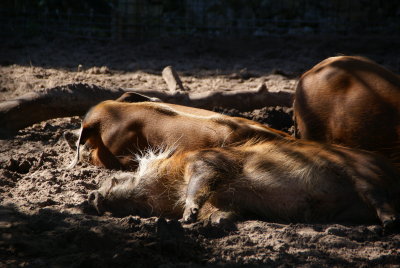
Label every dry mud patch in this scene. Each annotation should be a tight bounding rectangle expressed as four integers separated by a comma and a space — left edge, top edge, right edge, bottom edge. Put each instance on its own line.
1, 114, 400, 267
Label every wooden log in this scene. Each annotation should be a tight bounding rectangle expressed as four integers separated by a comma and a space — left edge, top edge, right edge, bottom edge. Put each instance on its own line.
0, 84, 124, 137
124, 83, 292, 110
0, 83, 293, 137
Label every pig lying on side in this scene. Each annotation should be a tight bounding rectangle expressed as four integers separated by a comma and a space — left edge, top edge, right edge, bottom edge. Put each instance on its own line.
88, 139, 400, 229
68, 100, 290, 170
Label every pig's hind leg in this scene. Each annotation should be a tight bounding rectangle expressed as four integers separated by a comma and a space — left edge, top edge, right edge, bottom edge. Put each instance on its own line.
351, 173, 400, 232
182, 150, 237, 224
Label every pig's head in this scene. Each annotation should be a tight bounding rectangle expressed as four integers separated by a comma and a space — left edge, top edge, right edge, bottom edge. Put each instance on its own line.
88, 172, 148, 216
88, 147, 175, 217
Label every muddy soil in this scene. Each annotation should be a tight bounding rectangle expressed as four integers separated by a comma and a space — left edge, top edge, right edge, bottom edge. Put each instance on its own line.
1, 36, 400, 267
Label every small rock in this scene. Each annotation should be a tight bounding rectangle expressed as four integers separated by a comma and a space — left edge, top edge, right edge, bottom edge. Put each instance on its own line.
325, 226, 347, 237
367, 225, 383, 235
87, 66, 109, 74
38, 198, 58, 207
87, 67, 99, 74
99, 66, 110, 74
128, 216, 141, 225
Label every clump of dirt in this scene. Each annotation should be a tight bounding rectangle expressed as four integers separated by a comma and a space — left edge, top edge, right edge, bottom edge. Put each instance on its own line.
213, 106, 294, 134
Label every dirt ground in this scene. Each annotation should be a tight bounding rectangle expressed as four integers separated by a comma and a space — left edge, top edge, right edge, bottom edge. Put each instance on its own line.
1, 36, 400, 267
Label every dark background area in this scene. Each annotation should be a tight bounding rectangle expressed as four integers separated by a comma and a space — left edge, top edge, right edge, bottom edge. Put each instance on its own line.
1, 0, 400, 40
2, 0, 400, 76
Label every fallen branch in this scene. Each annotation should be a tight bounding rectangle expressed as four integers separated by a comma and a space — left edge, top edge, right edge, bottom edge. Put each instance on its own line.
161, 66, 187, 92
0, 83, 293, 137
0, 84, 125, 137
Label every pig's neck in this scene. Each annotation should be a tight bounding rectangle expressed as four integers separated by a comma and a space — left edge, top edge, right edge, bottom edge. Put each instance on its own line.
133, 151, 190, 218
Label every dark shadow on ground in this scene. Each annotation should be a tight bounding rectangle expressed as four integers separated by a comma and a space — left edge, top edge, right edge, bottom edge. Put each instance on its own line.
1, 36, 400, 76
2, 204, 398, 267
0, 204, 206, 267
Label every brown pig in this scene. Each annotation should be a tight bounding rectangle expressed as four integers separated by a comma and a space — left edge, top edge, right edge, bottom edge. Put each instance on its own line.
88, 139, 400, 229
68, 101, 290, 170
294, 56, 400, 169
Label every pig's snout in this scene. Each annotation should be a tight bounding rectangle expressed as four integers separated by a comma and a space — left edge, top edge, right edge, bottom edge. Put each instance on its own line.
88, 191, 105, 215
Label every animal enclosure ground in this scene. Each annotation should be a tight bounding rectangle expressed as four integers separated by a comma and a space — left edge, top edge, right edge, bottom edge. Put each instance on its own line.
1, 36, 400, 267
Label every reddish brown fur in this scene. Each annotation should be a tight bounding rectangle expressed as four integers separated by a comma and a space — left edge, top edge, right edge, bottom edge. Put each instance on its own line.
72, 101, 290, 169
89, 139, 400, 228
294, 56, 400, 169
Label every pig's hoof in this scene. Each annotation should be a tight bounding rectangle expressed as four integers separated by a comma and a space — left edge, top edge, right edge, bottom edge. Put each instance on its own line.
209, 211, 235, 229
182, 206, 199, 224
